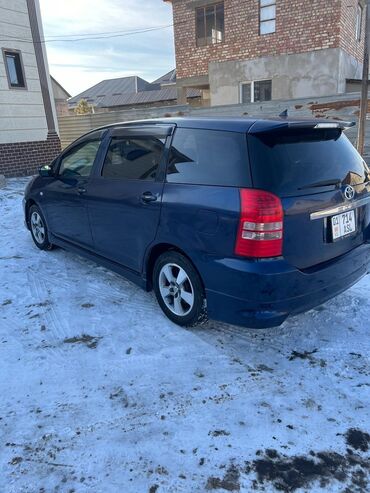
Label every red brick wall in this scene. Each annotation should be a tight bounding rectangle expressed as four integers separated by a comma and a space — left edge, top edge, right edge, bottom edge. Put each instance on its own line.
340, 0, 365, 61
169, 0, 363, 80
0, 132, 61, 177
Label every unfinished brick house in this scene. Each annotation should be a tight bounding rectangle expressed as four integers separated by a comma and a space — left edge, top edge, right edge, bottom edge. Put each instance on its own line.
164, 0, 366, 106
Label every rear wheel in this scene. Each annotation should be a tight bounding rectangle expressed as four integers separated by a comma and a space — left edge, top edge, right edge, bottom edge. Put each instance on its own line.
153, 251, 207, 327
28, 205, 54, 251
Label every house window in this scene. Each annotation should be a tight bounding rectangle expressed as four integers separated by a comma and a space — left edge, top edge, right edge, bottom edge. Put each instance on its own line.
260, 0, 276, 35
241, 83, 252, 104
196, 2, 224, 47
356, 3, 363, 41
240, 80, 272, 103
2, 49, 26, 89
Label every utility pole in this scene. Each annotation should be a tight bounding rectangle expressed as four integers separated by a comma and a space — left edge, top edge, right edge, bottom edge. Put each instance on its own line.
357, 0, 370, 155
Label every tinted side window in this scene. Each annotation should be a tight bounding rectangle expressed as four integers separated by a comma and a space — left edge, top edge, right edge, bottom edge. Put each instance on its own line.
102, 136, 164, 180
59, 140, 101, 177
167, 128, 250, 186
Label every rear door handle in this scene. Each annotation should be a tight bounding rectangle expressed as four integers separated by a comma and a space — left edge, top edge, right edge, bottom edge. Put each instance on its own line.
141, 191, 158, 203
77, 186, 87, 195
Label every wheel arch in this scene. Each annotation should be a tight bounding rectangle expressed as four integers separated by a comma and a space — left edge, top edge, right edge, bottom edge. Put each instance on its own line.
25, 198, 37, 229
25, 199, 51, 234
144, 242, 205, 292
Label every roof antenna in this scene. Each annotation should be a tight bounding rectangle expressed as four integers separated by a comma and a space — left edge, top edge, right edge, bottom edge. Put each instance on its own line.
279, 109, 288, 119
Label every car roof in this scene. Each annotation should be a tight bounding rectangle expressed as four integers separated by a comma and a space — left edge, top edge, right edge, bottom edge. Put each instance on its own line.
93, 117, 256, 133
93, 116, 355, 134
64, 116, 355, 155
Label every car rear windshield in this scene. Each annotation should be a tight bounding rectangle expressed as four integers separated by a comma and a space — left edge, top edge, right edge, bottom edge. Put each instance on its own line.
248, 128, 370, 196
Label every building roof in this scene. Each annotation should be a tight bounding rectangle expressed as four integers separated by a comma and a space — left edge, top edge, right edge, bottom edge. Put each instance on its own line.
152, 69, 176, 86
68, 70, 199, 109
97, 86, 200, 108
68, 76, 151, 107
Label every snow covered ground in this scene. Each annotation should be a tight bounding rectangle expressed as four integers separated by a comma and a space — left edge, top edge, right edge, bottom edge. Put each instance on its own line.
1, 178, 370, 493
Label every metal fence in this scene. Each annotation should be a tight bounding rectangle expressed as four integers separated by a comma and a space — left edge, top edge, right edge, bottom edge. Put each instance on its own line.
58, 93, 370, 155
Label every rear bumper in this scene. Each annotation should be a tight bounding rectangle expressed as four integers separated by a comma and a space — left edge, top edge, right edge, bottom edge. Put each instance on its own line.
203, 243, 370, 328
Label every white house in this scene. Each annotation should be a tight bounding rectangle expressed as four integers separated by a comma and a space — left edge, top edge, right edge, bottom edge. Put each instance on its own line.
0, 0, 60, 176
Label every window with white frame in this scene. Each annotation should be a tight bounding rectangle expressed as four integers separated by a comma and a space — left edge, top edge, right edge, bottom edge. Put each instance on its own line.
260, 0, 276, 35
356, 3, 363, 41
240, 80, 272, 103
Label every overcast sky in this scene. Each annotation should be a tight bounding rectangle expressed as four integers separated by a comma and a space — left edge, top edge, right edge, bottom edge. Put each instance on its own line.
39, 0, 175, 97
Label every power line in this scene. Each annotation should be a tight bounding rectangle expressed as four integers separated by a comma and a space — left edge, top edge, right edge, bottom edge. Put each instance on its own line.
0, 1, 264, 45
39, 26, 176, 38
0, 23, 178, 44
6, 0, 346, 46
0, 4, 259, 46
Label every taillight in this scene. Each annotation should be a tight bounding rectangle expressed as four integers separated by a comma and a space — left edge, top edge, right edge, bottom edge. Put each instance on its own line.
235, 189, 283, 258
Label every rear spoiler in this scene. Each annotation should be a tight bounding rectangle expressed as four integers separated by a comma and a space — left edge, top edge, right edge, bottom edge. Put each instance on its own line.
299, 121, 355, 130
249, 120, 356, 134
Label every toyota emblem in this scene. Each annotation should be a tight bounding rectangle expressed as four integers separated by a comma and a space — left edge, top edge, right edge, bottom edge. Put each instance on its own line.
344, 185, 355, 200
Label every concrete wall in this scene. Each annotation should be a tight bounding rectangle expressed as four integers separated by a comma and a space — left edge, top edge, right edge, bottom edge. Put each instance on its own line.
209, 48, 363, 106
338, 49, 363, 93
0, 0, 49, 144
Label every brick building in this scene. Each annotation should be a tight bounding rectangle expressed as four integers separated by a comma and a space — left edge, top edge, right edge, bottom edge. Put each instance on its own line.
164, 0, 366, 106
0, 0, 61, 177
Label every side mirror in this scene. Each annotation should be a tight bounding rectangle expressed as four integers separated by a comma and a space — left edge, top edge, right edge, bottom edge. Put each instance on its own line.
39, 165, 53, 177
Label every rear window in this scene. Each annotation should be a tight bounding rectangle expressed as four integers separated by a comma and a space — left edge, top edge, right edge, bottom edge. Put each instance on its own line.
167, 128, 250, 186
248, 129, 370, 196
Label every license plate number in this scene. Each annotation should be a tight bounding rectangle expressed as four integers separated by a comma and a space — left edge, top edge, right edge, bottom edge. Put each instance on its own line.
331, 210, 356, 240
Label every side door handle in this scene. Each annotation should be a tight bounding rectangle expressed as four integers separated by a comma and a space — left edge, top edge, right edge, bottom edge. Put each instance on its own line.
77, 186, 87, 195
141, 191, 158, 203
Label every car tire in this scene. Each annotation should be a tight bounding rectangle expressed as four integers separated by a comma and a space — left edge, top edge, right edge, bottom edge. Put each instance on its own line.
153, 251, 208, 327
28, 204, 54, 251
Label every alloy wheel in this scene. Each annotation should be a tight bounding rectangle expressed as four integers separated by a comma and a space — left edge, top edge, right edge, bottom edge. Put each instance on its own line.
158, 262, 195, 316
31, 211, 46, 245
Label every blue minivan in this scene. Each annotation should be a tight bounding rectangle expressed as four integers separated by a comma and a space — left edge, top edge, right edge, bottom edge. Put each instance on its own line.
24, 118, 370, 328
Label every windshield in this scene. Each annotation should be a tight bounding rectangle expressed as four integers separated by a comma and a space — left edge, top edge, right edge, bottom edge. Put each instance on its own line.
248, 128, 370, 196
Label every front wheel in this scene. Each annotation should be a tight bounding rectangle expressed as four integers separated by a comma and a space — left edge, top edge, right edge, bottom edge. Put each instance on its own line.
28, 204, 54, 251
153, 251, 207, 327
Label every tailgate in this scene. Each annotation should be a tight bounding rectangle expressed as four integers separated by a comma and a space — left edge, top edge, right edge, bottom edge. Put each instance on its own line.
247, 125, 370, 269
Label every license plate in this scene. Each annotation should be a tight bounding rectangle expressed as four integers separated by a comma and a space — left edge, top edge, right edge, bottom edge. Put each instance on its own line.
331, 210, 356, 240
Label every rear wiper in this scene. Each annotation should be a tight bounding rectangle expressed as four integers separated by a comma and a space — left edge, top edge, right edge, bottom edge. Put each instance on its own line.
299, 179, 341, 190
